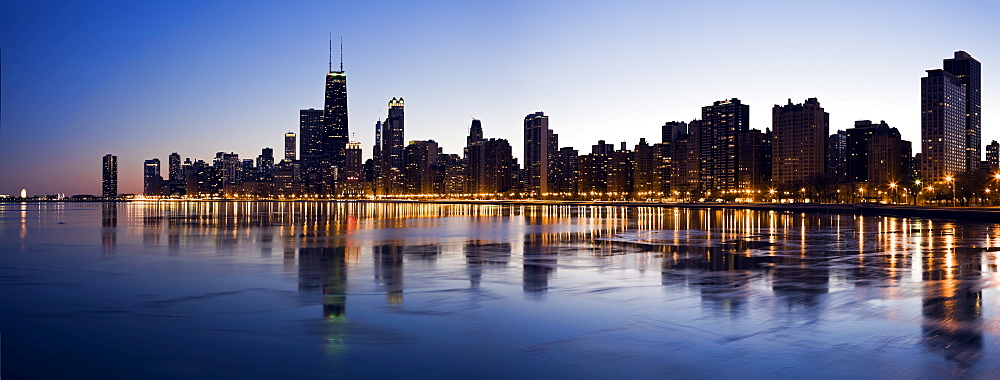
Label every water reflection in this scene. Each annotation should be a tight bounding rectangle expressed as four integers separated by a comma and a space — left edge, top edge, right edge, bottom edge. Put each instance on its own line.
101, 203, 117, 256
6, 201, 1000, 376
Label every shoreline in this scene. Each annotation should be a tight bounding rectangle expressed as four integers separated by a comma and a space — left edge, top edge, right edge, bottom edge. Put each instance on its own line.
4, 198, 1000, 221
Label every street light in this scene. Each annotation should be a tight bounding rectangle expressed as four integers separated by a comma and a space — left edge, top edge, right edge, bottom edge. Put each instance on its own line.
945, 176, 956, 206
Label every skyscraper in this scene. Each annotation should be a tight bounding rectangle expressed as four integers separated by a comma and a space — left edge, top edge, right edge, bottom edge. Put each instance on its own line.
382, 98, 405, 171
324, 38, 349, 170
524, 111, 558, 194
467, 119, 484, 147
257, 147, 275, 180
343, 141, 364, 196
700, 98, 749, 191
300, 108, 324, 168
772, 98, 829, 187
943, 51, 981, 172
102, 154, 117, 198
168, 153, 182, 183
284, 132, 297, 161
921, 69, 967, 183
143, 158, 162, 196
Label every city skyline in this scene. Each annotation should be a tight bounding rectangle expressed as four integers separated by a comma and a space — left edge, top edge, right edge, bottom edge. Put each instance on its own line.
3, 1, 1000, 195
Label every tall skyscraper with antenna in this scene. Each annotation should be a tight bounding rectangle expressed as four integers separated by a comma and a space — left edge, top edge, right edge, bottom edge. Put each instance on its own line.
324, 35, 349, 173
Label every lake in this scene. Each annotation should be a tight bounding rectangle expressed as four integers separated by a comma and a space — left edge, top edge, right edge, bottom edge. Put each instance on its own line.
1, 201, 998, 378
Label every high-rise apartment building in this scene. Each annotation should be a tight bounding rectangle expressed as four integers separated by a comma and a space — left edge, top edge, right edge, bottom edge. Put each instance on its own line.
943, 51, 981, 172
284, 132, 296, 161
772, 98, 828, 187
632, 139, 660, 197
102, 154, 117, 198
672, 121, 701, 194
921, 69, 967, 183
524, 111, 558, 194
700, 99, 749, 191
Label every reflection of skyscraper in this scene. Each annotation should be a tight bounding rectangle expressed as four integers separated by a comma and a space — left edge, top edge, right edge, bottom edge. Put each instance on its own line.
522, 241, 556, 297
921, 245, 983, 367
373, 244, 404, 305
660, 244, 770, 318
464, 241, 512, 288
299, 247, 348, 318
102, 154, 117, 198
101, 203, 117, 256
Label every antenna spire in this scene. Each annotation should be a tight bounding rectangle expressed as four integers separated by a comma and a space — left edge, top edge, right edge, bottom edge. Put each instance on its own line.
328, 30, 332, 72
339, 36, 344, 72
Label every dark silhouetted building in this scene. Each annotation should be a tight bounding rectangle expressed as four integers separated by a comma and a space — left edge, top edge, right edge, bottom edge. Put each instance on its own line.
102, 154, 117, 198
257, 147, 275, 181
551, 147, 579, 195
828, 130, 848, 183
467, 138, 514, 194
284, 131, 296, 161
524, 112, 558, 195
739, 129, 771, 191
143, 158, 163, 196
403, 140, 439, 194
662, 121, 687, 144
847, 120, 894, 183
324, 55, 349, 170
383, 98, 406, 172
987, 140, 999, 171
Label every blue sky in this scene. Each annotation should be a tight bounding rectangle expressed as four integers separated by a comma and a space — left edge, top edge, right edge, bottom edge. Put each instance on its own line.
2, 0, 1000, 195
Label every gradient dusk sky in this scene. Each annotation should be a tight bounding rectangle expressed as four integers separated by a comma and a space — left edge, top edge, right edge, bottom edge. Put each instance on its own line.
2, 0, 999, 196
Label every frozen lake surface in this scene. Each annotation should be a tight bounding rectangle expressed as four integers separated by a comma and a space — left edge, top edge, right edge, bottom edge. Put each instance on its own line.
2, 202, 999, 378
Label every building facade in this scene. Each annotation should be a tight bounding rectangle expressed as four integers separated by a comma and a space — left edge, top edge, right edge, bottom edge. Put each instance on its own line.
921, 69, 967, 183
942, 51, 981, 172
772, 98, 828, 187
699, 99, 749, 192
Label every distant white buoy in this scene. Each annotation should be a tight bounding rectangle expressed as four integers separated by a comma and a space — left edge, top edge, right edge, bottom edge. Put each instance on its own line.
20, 189, 27, 198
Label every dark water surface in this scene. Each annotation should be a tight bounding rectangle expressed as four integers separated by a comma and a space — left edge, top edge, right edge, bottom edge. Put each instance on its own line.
2, 202, 999, 378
